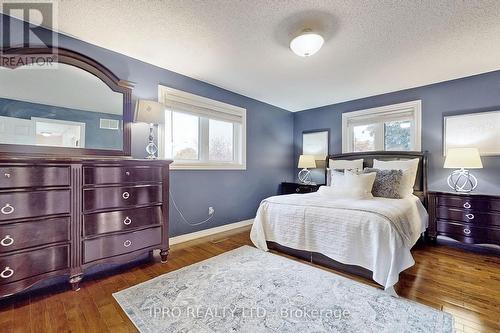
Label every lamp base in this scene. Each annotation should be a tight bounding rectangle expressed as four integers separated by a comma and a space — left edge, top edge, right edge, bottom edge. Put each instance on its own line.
298, 168, 312, 184
145, 124, 158, 159
447, 168, 478, 193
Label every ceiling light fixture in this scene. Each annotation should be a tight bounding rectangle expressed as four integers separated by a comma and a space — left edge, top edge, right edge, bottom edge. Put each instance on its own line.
290, 29, 324, 57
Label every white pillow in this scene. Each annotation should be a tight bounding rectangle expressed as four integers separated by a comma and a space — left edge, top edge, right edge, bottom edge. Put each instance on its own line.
373, 158, 419, 197
319, 170, 376, 199
329, 159, 363, 171
330, 169, 346, 188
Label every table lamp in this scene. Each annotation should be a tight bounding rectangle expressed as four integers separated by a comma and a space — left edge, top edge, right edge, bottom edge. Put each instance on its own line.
444, 147, 483, 192
134, 99, 165, 159
298, 155, 316, 184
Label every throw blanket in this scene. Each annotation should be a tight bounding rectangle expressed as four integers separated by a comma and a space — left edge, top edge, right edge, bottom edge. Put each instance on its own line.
250, 192, 427, 288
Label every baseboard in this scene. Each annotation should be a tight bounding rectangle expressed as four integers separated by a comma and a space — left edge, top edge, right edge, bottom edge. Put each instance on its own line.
169, 219, 254, 245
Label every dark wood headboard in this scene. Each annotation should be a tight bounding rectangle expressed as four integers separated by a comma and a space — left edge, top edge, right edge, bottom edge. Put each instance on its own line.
326, 151, 428, 205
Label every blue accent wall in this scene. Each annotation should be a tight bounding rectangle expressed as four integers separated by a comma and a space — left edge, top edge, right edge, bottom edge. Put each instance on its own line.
2, 14, 295, 237
0, 98, 123, 150
294, 71, 500, 195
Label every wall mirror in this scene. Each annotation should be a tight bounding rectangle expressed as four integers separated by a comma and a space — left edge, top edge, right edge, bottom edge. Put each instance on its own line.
0, 47, 131, 156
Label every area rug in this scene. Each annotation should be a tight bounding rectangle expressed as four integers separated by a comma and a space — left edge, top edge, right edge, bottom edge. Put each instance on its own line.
113, 246, 453, 333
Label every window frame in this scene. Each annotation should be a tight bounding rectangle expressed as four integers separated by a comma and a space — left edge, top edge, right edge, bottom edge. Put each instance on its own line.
342, 100, 422, 153
158, 86, 246, 170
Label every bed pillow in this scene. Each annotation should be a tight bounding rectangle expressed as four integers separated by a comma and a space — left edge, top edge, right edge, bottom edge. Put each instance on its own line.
363, 168, 403, 199
373, 158, 419, 197
329, 159, 363, 171
320, 170, 376, 199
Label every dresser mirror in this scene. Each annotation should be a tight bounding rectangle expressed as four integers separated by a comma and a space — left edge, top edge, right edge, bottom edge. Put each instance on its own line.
0, 47, 132, 156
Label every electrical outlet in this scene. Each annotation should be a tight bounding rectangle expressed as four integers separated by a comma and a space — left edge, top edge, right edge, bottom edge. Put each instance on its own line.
208, 206, 215, 215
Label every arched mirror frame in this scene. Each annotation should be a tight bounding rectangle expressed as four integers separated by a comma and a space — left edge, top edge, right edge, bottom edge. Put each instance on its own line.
0, 47, 132, 156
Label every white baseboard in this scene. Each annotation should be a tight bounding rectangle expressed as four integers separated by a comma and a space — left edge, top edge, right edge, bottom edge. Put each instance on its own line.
169, 219, 254, 245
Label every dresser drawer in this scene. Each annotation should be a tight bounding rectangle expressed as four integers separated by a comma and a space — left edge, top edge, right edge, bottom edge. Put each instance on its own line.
436, 195, 495, 211
84, 166, 162, 185
83, 185, 161, 212
0, 217, 70, 253
83, 206, 162, 237
0, 190, 70, 221
0, 245, 69, 285
83, 227, 162, 263
436, 206, 500, 227
436, 221, 488, 244
0, 166, 70, 189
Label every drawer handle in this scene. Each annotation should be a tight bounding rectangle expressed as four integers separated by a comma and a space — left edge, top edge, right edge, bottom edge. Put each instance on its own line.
123, 240, 132, 247
4, 173, 10, 178
125, 171, 130, 176
463, 228, 471, 235
295, 188, 300, 193
463, 202, 471, 209
1, 204, 14, 215
0, 235, 14, 247
122, 191, 130, 200
0, 266, 14, 279
465, 213, 475, 220
123, 216, 132, 225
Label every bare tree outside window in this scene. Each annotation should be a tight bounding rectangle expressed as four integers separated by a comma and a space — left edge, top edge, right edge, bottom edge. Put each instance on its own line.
209, 119, 233, 161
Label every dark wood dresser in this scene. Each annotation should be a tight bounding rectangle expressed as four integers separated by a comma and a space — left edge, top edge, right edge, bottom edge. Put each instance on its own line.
0, 157, 171, 299
280, 182, 322, 195
428, 191, 500, 246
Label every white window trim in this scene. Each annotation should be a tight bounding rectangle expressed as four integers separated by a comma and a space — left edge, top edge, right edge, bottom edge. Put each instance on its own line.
341, 100, 422, 153
158, 86, 247, 170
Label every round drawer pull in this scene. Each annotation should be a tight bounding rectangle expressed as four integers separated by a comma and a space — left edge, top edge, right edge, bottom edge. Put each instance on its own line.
463, 228, 471, 235
0, 235, 14, 247
1, 204, 14, 215
1, 266, 14, 279
465, 213, 475, 220
463, 202, 471, 209
122, 191, 130, 199
123, 217, 132, 225
4, 173, 11, 178
123, 240, 132, 247
125, 171, 130, 176
295, 188, 300, 193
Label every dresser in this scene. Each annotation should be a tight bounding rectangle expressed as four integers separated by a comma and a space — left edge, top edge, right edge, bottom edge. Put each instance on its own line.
280, 182, 322, 195
428, 191, 500, 246
0, 157, 171, 299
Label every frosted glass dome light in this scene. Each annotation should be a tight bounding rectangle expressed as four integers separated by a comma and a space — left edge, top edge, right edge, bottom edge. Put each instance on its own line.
290, 30, 324, 57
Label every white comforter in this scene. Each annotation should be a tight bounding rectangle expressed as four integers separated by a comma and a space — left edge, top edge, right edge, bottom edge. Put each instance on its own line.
250, 192, 428, 289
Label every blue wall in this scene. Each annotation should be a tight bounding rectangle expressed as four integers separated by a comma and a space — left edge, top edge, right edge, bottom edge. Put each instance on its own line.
2, 14, 295, 236
294, 71, 500, 195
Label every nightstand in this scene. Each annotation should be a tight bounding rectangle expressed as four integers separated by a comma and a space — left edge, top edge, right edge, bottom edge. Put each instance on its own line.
280, 182, 322, 195
428, 191, 500, 246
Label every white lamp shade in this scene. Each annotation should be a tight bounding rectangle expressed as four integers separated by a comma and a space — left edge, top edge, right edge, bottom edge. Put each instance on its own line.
290, 31, 324, 57
298, 155, 316, 169
444, 148, 483, 169
134, 100, 165, 124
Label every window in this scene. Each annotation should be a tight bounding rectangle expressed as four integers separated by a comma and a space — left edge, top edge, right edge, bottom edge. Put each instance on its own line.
342, 100, 421, 152
159, 86, 246, 170
100, 118, 120, 130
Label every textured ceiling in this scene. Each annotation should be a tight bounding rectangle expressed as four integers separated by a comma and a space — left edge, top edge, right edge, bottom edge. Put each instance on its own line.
7, 0, 500, 111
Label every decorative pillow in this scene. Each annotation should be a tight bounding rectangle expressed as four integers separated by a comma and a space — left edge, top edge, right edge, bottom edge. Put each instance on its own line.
320, 169, 376, 199
373, 158, 419, 197
329, 159, 363, 171
328, 168, 361, 187
363, 168, 403, 199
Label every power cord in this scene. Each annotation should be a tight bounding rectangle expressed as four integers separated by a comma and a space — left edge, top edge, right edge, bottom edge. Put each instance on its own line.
169, 189, 215, 226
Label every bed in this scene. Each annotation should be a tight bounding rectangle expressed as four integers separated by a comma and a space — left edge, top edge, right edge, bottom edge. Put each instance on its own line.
250, 151, 428, 291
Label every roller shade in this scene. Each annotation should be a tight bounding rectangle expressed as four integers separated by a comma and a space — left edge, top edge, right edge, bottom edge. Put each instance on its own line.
159, 86, 245, 124
346, 108, 414, 126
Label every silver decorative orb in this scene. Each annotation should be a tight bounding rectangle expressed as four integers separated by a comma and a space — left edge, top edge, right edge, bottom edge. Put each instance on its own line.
447, 169, 477, 193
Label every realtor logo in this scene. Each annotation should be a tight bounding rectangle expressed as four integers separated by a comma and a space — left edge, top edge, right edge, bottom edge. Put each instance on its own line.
1, 1, 58, 65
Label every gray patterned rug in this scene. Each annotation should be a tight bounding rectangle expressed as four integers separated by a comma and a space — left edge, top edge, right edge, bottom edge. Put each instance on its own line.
113, 246, 453, 333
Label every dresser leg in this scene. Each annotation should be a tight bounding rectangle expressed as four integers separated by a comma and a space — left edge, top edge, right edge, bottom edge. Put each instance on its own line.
69, 274, 83, 291
160, 249, 169, 263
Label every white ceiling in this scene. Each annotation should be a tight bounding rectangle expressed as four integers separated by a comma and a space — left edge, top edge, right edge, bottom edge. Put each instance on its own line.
9, 0, 500, 111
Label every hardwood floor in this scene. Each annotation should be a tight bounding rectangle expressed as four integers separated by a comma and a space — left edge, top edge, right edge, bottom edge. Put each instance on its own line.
0, 227, 499, 333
